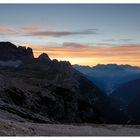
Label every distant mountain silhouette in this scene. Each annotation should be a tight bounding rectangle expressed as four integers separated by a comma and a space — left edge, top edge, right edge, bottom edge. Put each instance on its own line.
0, 42, 126, 124
73, 64, 140, 94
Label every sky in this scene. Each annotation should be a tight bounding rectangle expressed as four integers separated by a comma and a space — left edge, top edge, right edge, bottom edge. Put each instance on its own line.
0, 4, 140, 66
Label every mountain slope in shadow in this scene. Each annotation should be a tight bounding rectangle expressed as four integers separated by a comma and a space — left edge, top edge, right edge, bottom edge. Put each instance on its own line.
0, 42, 127, 124
110, 79, 140, 123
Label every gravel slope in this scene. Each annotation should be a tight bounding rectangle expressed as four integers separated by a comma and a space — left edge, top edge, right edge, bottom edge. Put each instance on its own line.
0, 118, 140, 136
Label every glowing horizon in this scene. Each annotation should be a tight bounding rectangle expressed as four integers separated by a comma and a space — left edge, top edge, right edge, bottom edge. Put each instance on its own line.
32, 44, 140, 67
0, 4, 140, 67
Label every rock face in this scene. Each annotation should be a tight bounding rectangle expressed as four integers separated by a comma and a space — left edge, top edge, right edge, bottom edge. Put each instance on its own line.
0, 42, 34, 67
0, 42, 126, 124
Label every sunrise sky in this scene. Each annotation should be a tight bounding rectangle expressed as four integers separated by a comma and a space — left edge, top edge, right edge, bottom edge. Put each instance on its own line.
0, 4, 140, 66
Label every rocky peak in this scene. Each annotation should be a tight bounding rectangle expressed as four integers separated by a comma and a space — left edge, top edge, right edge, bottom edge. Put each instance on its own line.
38, 53, 51, 62
0, 42, 34, 61
0, 42, 17, 49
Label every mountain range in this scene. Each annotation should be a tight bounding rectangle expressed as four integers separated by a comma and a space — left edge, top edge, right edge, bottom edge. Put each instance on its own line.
0, 42, 127, 124
74, 64, 140, 123
73, 64, 140, 94
0, 42, 140, 125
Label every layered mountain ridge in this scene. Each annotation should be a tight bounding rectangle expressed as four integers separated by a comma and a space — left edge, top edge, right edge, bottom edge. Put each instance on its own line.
74, 64, 140, 123
0, 42, 127, 124
74, 64, 140, 94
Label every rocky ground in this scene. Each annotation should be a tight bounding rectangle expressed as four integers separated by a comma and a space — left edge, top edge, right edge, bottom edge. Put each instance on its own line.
0, 108, 139, 136
0, 118, 140, 136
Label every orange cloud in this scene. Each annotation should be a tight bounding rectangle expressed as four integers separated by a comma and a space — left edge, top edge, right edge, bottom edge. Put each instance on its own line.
32, 44, 140, 67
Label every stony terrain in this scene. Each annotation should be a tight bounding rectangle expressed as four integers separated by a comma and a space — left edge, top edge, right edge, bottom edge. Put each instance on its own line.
0, 107, 138, 136
0, 118, 140, 136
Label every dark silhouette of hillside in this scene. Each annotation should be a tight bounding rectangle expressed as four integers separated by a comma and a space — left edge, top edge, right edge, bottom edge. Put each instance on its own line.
0, 42, 127, 124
